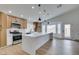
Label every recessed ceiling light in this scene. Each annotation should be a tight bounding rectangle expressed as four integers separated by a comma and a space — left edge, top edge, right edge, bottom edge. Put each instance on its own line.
8, 11, 12, 13
21, 14, 23, 17
32, 6, 35, 9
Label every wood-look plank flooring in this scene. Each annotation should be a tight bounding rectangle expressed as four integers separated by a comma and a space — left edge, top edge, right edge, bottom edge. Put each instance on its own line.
0, 44, 28, 55
0, 38, 79, 55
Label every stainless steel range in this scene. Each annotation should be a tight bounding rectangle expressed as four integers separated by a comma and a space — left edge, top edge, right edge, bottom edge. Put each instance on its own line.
10, 30, 22, 44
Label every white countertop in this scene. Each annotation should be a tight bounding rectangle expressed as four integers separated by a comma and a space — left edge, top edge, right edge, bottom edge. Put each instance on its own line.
23, 32, 53, 37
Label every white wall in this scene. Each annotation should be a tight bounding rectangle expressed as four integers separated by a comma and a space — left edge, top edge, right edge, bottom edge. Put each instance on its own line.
25, 22, 34, 32
47, 7, 79, 40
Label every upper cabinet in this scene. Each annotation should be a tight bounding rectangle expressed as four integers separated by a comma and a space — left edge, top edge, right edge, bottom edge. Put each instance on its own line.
7, 16, 12, 28
7, 15, 27, 29
11, 16, 16, 23
20, 19, 27, 29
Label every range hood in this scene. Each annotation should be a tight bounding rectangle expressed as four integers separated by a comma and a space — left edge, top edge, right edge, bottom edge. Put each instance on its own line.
11, 23, 21, 29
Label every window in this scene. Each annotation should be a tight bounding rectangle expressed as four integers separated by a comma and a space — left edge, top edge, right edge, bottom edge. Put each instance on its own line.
57, 24, 61, 34
64, 24, 71, 38
47, 25, 56, 33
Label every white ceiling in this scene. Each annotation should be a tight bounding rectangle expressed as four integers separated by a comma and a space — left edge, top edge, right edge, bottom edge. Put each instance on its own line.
0, 4, 79, 22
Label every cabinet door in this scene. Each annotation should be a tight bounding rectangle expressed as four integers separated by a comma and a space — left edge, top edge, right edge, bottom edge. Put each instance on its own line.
33, 22, 41, 32
7, 16, 12, 28
23, 20, 27, 28
20, 20, 27, 28
0, 31, 1, 47
0, 29, 6, 47
11, 17, 16, 23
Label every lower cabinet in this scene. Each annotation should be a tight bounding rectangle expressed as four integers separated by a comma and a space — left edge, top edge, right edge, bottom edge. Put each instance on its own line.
0, 29, 7, 47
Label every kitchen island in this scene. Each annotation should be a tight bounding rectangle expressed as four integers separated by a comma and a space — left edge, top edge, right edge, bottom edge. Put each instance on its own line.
22, 32, 53, 55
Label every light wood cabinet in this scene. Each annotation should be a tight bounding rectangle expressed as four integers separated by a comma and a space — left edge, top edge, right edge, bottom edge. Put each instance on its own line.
7, 15, 17, 28
0, 29, 6, 47
0, 13, 2, 31
7, 16, 12, 28
7, 15, 27, 29
0, 12, 7, 47
20, 19, 27, 29
0, 12, 27, 47
33, 22, 42, 32
11, 17, 16, 23
22, 20, 27, 28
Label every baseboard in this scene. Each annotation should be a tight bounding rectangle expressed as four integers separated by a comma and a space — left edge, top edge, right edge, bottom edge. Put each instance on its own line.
54, 36, 79, 42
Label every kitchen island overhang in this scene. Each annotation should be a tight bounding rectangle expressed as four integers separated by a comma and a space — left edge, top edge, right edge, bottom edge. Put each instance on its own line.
22, 32, 53, 55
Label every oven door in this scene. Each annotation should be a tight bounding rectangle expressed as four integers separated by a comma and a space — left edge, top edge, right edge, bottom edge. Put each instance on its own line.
13, 35, 22, 41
